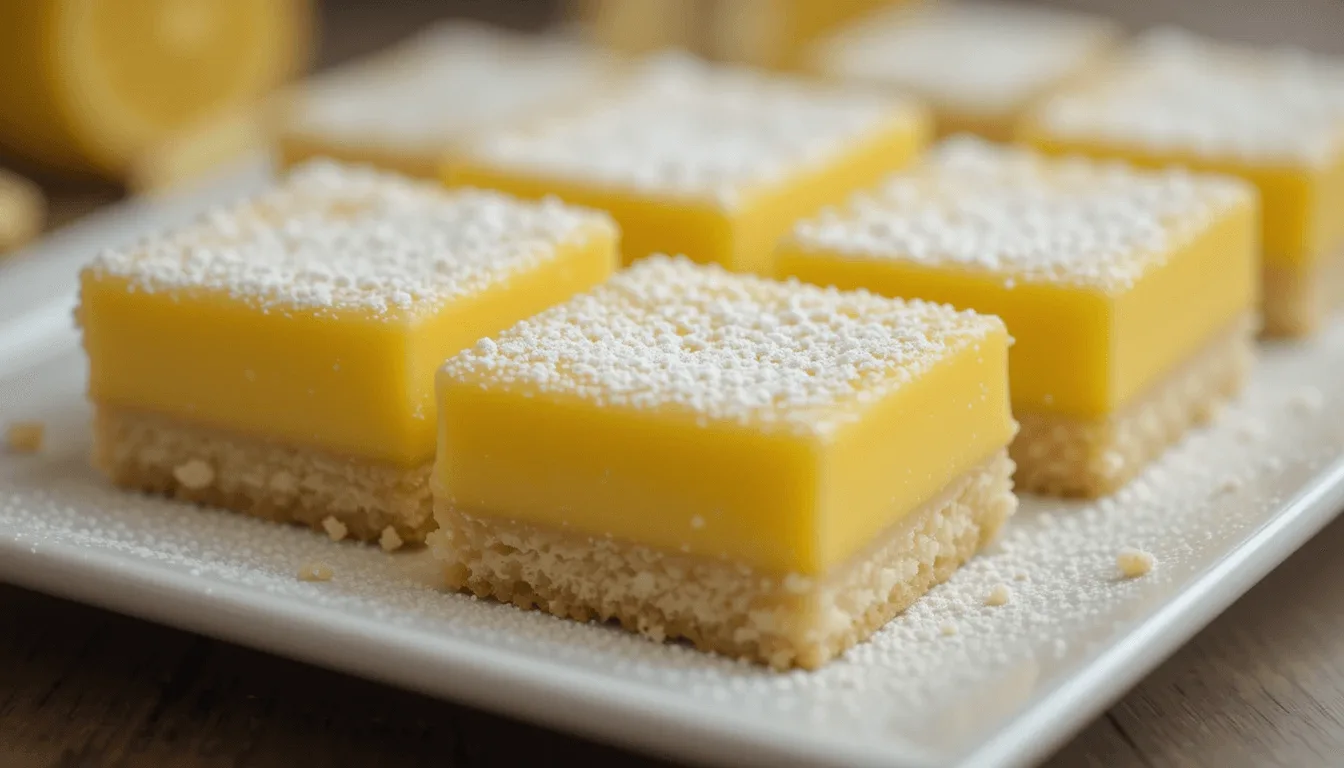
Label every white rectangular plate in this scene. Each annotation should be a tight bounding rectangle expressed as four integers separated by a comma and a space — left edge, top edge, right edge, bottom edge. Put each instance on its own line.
2, 158, 1343, 768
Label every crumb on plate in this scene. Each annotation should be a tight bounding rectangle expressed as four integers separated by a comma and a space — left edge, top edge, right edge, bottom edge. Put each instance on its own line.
1116, 547, 1156, 578
298, 561, 333, 581
379, 525, 404, 552
322, 516, 349, 542
5, 421, 44, 453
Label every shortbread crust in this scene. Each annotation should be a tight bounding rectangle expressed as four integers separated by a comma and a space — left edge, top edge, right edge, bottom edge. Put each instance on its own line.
94, 406, 433, 543
430, 450, 1016, 670
1261, 250, 1344, 338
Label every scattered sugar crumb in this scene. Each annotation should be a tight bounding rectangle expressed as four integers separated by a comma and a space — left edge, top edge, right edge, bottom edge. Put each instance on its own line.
1116, 547, 1156, 578
1013, 571, 1029, 581
297, 561, 334, 582
5, 421, 44, 453
1288, 385, 1324, 416
690, 515, 706, 530
322, 516, 349, 542
379, 526, 405, 552
939, 622, 958, 637
984, 584, 1012, 607
172, 459, 215, 490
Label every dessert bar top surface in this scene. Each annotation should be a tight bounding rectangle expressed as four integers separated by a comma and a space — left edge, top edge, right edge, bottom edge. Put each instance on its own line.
1028, 28, 1344, 167
289, 21, 613, 148
441, 255, 1004, 436
81, 161, 614, 321
813, 0, 1117, 114
787, 136, 1251, 290
459, 53, 922, 209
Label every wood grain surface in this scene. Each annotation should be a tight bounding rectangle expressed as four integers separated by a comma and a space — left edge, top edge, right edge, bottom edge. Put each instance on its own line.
5, 1, 1344, 766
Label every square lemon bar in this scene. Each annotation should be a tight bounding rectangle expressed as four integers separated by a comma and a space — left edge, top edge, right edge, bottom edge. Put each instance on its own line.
807, 0, 1119, 141
279, 21, 615, 180
77, 160, 618, 543
430, 255, 1017, 669
447, 54, 930, 273
776, 138, 1258, 497
1018, 29, 1344, 337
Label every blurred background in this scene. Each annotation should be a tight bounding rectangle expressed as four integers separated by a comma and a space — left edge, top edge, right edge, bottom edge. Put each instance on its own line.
2, 0, 1343, 246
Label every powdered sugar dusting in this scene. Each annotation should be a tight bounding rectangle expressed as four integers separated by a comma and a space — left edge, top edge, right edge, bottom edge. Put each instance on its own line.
462, 53, 918, 209
289, 21, 613, 150
440, 255, 1003, 435
788, 136, 1251, 290
81, 160, 614, 319
813, 0, 1117, 116
6, 310, 1344, 762
1032, 27, 1344, 167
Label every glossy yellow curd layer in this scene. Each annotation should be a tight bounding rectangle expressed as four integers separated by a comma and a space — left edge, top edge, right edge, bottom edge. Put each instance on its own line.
435, 256, 1014, 576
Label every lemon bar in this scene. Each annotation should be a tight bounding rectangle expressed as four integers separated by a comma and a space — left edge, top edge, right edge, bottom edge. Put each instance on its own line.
77, 160, 618, 543
429, 255, 1017, 669
279, 21, 615, 180
776, 137, 1257, 497
808, 0, 1119, 141
1018, 29, 1344, 337
448, 53, 930, 273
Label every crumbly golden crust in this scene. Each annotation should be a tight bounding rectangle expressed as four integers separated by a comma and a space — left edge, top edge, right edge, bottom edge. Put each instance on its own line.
92, 405, 434, 543
429, 450, 1016, 670
1261, 252, 1344, 338
1012, 316, 1253, 498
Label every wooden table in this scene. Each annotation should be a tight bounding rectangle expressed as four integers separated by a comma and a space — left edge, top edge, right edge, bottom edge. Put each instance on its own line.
6, 1, 1344, 765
